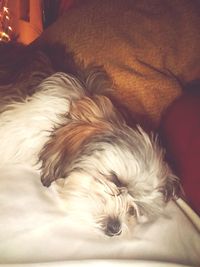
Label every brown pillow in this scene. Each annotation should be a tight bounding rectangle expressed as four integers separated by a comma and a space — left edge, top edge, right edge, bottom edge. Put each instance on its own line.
36, 0, 200, 128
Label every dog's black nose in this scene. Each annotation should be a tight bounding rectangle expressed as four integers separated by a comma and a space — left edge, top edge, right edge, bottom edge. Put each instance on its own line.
105, 218, 122, 237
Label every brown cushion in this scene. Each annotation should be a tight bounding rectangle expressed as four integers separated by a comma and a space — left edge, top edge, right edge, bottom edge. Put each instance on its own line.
36, 0, 200, 127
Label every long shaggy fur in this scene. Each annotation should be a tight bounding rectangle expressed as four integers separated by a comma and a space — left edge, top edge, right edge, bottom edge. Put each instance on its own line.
0, 42, 180, 237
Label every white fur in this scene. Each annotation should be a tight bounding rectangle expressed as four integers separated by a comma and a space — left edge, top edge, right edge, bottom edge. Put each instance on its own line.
0, 71, 179, 238
0, 72, 83, 165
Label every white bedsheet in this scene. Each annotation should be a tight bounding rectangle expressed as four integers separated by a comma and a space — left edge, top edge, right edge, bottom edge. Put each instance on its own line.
0, 165, 199, 266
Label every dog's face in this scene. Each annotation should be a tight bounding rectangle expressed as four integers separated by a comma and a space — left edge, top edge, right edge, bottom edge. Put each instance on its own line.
39, 93, 179, 237
52, 172, 138, 237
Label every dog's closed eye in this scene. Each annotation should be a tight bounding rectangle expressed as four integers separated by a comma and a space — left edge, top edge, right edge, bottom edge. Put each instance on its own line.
98, 172, 126, 196
109, 172, 126, 188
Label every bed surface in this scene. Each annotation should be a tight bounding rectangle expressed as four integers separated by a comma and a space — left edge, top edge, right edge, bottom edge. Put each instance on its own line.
0, 260, 197, 267
0, 165, 199, 266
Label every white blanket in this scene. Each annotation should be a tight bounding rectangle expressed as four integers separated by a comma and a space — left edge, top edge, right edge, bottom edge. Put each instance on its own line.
0, 165, 199, 266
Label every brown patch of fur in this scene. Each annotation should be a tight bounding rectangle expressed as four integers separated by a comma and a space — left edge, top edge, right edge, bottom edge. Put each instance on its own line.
39, 121, 113, 186
70, 95, 125, 126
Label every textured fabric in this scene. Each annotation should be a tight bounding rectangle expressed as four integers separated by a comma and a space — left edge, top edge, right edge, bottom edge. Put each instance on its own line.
36, 0, 200, 127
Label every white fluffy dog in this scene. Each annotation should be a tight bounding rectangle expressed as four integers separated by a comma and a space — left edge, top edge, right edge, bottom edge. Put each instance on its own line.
0, 43, 180, 237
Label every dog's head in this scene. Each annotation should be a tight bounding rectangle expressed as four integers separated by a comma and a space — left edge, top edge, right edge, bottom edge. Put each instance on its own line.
38, 69, 180, 237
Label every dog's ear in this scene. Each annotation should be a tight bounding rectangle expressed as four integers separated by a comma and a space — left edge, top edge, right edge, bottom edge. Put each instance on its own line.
39, 121, 110, 187
158, 174, 182, 202
127, 173, 181, 218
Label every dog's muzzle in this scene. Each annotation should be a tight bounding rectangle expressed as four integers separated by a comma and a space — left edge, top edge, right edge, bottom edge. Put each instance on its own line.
103, 217, 122, 237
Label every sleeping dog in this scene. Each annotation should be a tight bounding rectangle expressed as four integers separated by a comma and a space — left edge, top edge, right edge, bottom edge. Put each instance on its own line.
0, 42, 180, 237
